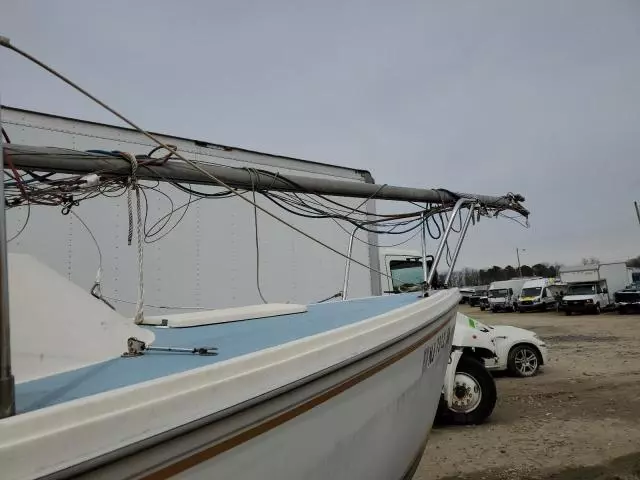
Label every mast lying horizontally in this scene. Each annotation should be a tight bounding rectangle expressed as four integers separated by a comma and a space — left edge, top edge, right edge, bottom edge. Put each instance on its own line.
3, 145, 529, 217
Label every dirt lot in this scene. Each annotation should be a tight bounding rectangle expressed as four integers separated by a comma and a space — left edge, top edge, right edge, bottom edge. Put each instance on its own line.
415, 305, 640, 480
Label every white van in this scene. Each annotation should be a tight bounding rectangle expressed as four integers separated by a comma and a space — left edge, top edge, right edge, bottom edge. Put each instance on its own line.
488, 278, 530, 312
516, 278, 558, 312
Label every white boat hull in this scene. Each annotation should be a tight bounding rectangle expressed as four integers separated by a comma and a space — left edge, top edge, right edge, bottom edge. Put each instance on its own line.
2, 275, 459, 480
76, 307, 456, 480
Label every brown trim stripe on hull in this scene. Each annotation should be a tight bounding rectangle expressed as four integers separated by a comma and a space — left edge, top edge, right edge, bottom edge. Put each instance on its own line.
141, 310, 454, 479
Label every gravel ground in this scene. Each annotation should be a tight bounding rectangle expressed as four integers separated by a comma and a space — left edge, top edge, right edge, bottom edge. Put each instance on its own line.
415, 305, 640, 480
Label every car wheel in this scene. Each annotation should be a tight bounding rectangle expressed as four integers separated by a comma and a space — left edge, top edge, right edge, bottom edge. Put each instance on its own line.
508, 344, 542, 377
480, 306, 485, 311
595, 304, 601, 315
437, 355, 497, 425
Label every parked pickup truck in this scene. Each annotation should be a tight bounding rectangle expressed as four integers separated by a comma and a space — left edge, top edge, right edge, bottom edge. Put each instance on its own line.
469, 287, 488, 307
615, 282, 640, 314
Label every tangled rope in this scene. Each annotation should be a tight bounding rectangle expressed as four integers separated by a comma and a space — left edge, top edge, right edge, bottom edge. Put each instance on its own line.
120, 152, 145, 324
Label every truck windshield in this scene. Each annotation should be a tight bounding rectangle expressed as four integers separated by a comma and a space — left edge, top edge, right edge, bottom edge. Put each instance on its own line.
567, 284, 596, 295
489, 289, 508, 298
521, 287, 541, 297
389, 260, 423, 290
473, 290, 488, 297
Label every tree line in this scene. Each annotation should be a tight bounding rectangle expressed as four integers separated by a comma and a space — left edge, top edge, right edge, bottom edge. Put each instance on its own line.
445, 254, 640, 288
445, 263, 560, 288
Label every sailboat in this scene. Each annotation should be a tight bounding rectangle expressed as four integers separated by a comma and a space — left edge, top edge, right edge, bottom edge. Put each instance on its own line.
0, 36, 529, 479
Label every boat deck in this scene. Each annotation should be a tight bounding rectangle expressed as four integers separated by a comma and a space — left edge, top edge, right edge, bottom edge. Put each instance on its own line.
15, 294, 421, 414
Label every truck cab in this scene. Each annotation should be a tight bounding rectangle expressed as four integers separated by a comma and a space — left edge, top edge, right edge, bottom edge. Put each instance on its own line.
516, 278, 557, 312
488, 286, 513, 312
378, 249, 437, 294
559, 262, 629, 314
459, 288, 475, 304
469, 287, 488, 307
615, 282, 640, 314
561, 281, 609, 315
488, 279, 529, 312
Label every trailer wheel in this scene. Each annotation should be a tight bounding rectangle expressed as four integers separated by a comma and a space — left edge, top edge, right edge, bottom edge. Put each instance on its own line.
438, 355, 497, 425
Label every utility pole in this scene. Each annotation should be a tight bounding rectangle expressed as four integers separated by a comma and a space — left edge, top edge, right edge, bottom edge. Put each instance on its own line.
635, 201, 640, 227
516, 247, 526, 278
0, 105, 15, 418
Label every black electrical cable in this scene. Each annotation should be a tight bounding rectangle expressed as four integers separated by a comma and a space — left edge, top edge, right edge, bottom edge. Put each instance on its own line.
170, 181, 236, 198
260, 192, 427, 235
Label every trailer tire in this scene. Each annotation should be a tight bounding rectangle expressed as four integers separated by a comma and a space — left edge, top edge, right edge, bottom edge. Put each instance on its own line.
437, 355, 497, 426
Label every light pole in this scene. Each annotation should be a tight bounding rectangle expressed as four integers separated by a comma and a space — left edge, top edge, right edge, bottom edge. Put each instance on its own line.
635, 201, 640, 227
516, 247, 526, 278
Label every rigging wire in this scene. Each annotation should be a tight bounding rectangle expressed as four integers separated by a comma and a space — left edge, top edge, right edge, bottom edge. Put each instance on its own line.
102, 296, 213, 311
331, 218, 425, 249
6, 202, 30, 243
497, 212, 530, 228
248, 168, 268, 304
65, 209, 116, 309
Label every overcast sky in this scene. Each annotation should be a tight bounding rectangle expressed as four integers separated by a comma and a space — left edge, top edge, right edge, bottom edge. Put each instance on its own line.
1, 0, 639, 269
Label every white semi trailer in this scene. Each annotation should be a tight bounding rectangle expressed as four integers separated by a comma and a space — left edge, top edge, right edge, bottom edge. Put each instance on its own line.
3, 106, 381, 313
